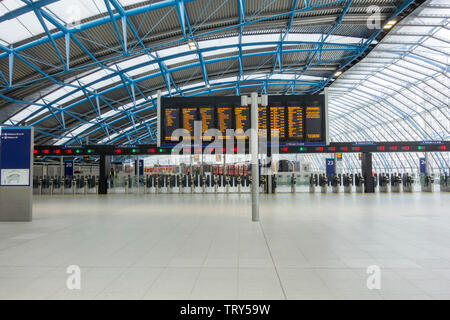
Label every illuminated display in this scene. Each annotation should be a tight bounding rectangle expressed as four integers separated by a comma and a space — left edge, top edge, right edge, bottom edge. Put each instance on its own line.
182, 107, 197, 140
269, 106, 286, 140
287, 106, 304, 140
217, 107, 233, 139
235, 107, 250, 137
305, 106, 322, 141
160, 95, 326, 145
258, 107, 268, 139
199, 107, 215, 140
164, 108, 180, 141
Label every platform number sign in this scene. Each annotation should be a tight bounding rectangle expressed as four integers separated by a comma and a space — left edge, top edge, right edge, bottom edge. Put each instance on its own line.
326, 158, 335, 177
64, 160, 74, 177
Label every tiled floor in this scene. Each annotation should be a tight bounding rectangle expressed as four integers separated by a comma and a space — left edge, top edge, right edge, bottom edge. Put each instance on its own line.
0, 192, 449, 300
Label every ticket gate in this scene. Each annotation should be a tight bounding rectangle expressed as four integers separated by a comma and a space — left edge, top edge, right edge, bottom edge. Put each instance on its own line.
33, 176, 40, 194
309, 174, 318, 194
402, 174, 414, 193
421, 174, 434, 192
52, 176, 63, 194
355, 173, 364, 193
343, 174, 353, 194
391, 173, 402, 193
440, 174, 449, 192
379, 173, 390, 193
290, 174, 298, 193
331, 174, 341, 193
319, 174, 328, 194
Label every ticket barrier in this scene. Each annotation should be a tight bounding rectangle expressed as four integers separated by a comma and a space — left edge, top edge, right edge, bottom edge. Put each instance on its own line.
39, 176, 51, 194
51, 176, 63, 194
421, 174, 434, 193
291, 174, 300, 194
33, 176, 40, 194
379, 173, 390, 193
343, 174, 353, 194
440, 174, 449, 192
260, 175, 268, 194
331, 174, 341, 194
63, 176, 74, 194
86, 175, 98, 194
391, 173, 402, 193
355, 173, 364, 193
309, 174, 318, 194
75, 176, 88, 194
402, 174, 414, 193
319, 174, 328, 194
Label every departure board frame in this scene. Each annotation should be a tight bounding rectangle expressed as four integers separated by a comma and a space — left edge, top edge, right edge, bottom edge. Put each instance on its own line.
159, 95, 327, 147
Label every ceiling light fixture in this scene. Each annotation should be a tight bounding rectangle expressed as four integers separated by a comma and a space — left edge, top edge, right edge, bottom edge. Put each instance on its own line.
188, 40, 197, 50
383, 20, 397, 29
334, 71, 343, 77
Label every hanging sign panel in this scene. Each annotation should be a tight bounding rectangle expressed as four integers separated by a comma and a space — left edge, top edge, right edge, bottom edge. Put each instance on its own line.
160, 95, 326, 145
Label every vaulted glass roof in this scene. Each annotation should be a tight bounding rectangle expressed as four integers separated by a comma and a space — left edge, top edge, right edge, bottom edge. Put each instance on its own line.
0, 0, 448, 172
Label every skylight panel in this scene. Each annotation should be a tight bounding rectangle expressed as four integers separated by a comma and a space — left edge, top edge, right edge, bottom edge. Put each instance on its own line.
43, 0, 107, 25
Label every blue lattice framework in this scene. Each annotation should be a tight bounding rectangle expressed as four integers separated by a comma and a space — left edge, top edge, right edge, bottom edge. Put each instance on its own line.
0, 0, 419, 147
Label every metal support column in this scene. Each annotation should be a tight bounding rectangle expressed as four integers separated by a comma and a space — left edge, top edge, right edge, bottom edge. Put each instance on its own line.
99, 154, 111, 195
361, 152, 375, 193
251, 92, 259, 222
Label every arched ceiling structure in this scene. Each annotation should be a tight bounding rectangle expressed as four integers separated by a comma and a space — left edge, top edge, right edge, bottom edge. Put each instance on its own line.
0, 0, 426, 146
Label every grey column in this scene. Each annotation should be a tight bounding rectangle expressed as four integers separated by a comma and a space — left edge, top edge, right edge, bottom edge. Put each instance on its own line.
361, 152, 375, 193
251, 92, 259, 222
98, 154, 111, 195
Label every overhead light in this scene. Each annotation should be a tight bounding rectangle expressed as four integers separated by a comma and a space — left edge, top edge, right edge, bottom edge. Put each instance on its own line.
206, 83, 210, 89
383, 20, 397, 29
188, 40, 197, 50
334, 71, 343, 77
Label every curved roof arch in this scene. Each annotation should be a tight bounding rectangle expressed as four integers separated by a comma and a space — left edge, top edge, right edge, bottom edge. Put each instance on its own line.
0, 0, 422, 146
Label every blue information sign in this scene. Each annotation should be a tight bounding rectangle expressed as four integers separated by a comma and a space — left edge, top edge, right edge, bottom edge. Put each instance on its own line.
326, 158, 335, 177
419, 158, 427, 175
0, 127, 32, 186
135, 160, 144, 176
64, 160, 74, 177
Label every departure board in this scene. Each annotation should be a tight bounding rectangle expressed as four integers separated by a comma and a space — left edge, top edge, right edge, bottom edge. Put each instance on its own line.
164, 108, 180, 141
182, 107, 197, 139
270, 106, 286, 140
199, 107, 215, 140
258, 107, 268, 139
217, 107, 233, 139
235, 107, 250, 134
305, 106, 322, 141
160, 95, 326, 145
287, 106, 304, 140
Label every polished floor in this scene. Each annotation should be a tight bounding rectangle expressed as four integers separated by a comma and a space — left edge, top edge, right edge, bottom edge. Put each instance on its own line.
0, 192, 449, 300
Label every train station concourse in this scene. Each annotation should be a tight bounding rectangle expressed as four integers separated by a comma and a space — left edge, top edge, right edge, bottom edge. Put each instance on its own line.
0, 0, 449, 305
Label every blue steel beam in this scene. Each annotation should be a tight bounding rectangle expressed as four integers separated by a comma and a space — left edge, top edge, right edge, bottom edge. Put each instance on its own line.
0, 0, 346, 61
1, 40, 358, 92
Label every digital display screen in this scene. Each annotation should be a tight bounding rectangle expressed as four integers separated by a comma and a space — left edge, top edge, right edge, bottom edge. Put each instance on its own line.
217, 107, 233, 139
199, 107, 215, 140
258, 107, 268, 139
287, 106, 304, 140
305, 106, 322, 141
235, 107, 250, 137
164, 108, 180, 141
182, 107, 197, 140
160, 95, 326, 145
269, 106, 286, 140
